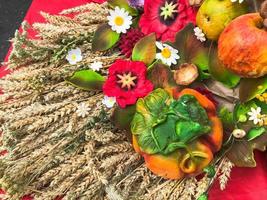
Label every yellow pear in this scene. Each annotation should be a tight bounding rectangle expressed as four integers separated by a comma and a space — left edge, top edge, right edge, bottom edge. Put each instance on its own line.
196, 0, 248, 40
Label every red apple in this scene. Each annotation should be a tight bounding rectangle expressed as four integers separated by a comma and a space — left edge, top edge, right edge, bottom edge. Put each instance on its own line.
218, 13, 267, 78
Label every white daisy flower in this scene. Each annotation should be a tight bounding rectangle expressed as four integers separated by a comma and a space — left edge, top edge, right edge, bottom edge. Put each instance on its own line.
107, 7, 132, 34
76, 103, 91, 118
247, 107, 263, 125
156, 42, 180, 66
90, 61, 103, 71
66, 48, 83, 65
0, 193, 6, 199
102, 96, 116, 108
194, 27, 206, 42
231, 0, 244, 3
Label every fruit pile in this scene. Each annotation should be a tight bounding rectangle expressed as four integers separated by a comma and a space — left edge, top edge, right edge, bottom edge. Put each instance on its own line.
85, 0, 267, 182
197, 0, 267, 78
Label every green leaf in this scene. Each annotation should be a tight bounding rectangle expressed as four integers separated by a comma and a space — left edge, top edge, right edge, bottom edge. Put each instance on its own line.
219, 107, 235, 131
226, 133, 267, 167
233, 101, 262, 131
247, 127, 266, 141
234, 101, 256, 122
209, 45, 240, 88
164, 142, 187, 154
131, 89, 172, 154
171, 95, 210, 125
132, 33, 156, 66
111, 105, 136, 132
239, 76, 267, 102
151, 115, 179, 153
197, 193, 208, 200
92, 24, 120, 52
147, 62, 176, 89
131, 89, 169, 135
108, 0, 138, 16
66, 70, 105, 91
131, 89, 211, 155
203, 165, 216, 178
175, 121, 210, 143
171, 23, 210, 80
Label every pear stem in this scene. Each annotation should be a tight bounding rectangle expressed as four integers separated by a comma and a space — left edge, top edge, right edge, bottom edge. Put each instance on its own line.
253, 0, 259, 12
260, 0, 267, 30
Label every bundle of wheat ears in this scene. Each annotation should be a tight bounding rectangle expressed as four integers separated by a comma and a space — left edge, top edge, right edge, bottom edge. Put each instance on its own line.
0, 3, 233, 200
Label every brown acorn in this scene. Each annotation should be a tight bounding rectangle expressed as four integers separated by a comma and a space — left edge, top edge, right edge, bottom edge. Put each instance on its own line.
173, 63, 199, 86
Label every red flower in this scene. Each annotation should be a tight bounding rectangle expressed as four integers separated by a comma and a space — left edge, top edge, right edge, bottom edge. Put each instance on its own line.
119, 28, 145, 58
139, 0, 196, 42
103, 60, 154, 108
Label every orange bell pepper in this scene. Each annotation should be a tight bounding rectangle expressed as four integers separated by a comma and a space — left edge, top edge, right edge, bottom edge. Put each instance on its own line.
179, 88, 216, 117
132, 89, 223, 180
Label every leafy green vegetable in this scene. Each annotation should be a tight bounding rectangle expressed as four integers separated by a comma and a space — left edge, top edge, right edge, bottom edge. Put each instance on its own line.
132, 33, 156, 66
131, 89, 211, 155
153, 115, 179, 152
66, 69, 105, 91
175, 121, 210, 143
92, 24, 120, 52
247, 127, 266, 141
171, 95, 210, 126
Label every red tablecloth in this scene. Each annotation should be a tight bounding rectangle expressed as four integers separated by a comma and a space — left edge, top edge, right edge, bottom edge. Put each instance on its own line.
1, 1, 267, 199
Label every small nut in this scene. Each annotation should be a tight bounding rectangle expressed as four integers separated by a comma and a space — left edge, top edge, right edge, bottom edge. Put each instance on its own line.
188, 0, 204, 6
173, 63, 199, 86
232, 129, 246, 139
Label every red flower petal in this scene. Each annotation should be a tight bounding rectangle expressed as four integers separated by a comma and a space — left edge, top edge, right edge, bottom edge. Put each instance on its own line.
119, 29, 145, 58
139, 0, 197, 42
103, 60, 154, 108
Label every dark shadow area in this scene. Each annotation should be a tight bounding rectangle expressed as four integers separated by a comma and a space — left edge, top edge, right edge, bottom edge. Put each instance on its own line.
0, 0, 32, 61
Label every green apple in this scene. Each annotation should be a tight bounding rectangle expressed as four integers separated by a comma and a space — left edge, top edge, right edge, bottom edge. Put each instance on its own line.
196, 0, 248, 41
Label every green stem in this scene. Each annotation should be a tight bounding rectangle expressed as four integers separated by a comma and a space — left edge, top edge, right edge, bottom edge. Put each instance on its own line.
253, 0, 259, 12
202, 134, 235, 195
206, 157, 226, 193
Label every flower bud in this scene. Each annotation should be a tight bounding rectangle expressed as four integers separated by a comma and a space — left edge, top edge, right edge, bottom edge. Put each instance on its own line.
232, 129, 246, 139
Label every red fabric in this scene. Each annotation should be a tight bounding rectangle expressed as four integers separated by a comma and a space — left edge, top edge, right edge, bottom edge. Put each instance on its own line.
0, 0, 267, 200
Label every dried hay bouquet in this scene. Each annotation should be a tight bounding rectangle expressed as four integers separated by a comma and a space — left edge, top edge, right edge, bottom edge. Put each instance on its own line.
1, 0, 267, 199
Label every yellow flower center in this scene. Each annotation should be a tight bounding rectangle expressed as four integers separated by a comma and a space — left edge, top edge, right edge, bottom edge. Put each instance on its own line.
117, 72, 137, 90
160, 1, 178, 20
114, 16, 124, 26
161, 48, 172, 58
108, 98, 114, 103
258, 85, 263, 90
71, 54, 77, 61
